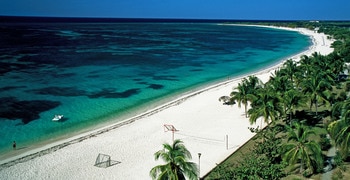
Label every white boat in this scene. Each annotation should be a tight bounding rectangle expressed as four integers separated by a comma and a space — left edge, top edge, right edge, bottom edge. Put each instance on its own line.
52, 115, 64, 121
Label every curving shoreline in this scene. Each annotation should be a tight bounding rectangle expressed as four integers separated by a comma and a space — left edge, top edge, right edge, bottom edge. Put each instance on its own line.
0, 25, 334, 179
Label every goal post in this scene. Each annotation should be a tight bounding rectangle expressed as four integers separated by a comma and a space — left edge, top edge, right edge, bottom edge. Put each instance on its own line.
94, 153, 111, 168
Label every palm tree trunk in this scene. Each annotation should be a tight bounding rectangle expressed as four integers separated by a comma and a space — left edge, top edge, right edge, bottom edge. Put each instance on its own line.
315, 99, 318, 115
300, 158, 304, 174
310, 99, 313, 111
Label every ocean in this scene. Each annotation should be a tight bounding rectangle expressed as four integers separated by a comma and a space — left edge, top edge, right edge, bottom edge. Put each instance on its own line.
0, 19, 310, 155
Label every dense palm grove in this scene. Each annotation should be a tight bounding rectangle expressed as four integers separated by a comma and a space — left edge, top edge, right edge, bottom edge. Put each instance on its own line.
205, 22, 350, 179
150, 22, 350, 180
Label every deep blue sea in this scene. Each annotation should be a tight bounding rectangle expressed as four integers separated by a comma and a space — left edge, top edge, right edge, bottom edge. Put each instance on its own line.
0, 21, 310, 154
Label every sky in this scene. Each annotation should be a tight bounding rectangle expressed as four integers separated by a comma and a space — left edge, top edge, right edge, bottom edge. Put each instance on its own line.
1, 0, 349, 20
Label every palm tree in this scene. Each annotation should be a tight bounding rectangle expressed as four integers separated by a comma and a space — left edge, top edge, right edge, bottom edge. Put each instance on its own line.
230, 76, 262, 118
300, 70, 332, 115
282, 122, 323, 175
246, 75, 263, 91
324, 52, 345, 76
329, 119, 350, 159
248, 86, 282, 128
298, 55, 313, 78
230, 81, 250, 118
329, 99, 350, 159
150, 139, 198, 180
281, 59, 298, 83
311, 52, 328, 71
268, 69, 293, 95
283, 89, 306, 123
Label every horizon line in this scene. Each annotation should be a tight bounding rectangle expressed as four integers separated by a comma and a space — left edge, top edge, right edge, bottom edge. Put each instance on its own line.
1, 15, 348, 23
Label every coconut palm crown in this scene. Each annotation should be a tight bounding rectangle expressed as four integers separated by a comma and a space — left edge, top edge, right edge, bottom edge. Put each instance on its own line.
150, 139, 198, 180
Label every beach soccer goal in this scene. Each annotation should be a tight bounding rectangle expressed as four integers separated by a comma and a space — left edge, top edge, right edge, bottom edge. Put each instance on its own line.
94, 153, 111, 168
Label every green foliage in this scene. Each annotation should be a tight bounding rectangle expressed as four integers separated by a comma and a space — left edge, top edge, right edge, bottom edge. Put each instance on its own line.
339, 91, 347, 102
319, 134, 332, 151
332, 153, 347, 180
253, 126, 284, 163
230, 76, 262, 118
210, 21, 350, 179
333, 169, 345, 180
248, 86, 283, 126
206, 164, 235, 180
282, 122, 324, 175
150, 139, 198, 180
207, 127, 287, 180
329, 99, 350, 159
299, 55, 334, 115
346, 82, 350, 91
334, 151, 345, 167
231, 153, 287, 180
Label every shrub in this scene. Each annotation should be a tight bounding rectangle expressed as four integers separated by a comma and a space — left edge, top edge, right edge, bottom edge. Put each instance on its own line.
319, 134, 332, 151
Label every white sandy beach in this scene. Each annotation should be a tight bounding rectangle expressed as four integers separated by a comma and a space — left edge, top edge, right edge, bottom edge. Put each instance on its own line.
0, 26, 334, 180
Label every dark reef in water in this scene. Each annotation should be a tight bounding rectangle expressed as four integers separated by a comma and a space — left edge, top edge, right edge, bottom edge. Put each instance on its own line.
87, 88, 141, 98
0, 97, 61, 124
28, 86, 143, 99
148, 84, 164, 90
28, 87, 87, 97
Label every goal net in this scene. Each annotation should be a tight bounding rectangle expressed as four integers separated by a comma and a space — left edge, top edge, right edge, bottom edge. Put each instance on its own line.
94, 153, 111, 168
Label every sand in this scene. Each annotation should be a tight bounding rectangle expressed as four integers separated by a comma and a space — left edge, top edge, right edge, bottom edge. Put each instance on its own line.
0, 25, 334, 180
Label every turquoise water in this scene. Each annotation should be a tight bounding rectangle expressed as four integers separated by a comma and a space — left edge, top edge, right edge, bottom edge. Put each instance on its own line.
0, 23, 310, 154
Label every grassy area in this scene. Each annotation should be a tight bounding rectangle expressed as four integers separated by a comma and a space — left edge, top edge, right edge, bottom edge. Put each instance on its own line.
203, 132, 258, 179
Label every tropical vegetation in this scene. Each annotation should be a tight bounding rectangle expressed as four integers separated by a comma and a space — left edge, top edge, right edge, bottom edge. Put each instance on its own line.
150, 139, 198, 180
205, 21, 350, 179
283, 122, 323, 176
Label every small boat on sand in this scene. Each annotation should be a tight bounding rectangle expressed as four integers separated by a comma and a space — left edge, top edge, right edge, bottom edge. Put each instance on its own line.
52, 115, 64, 121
